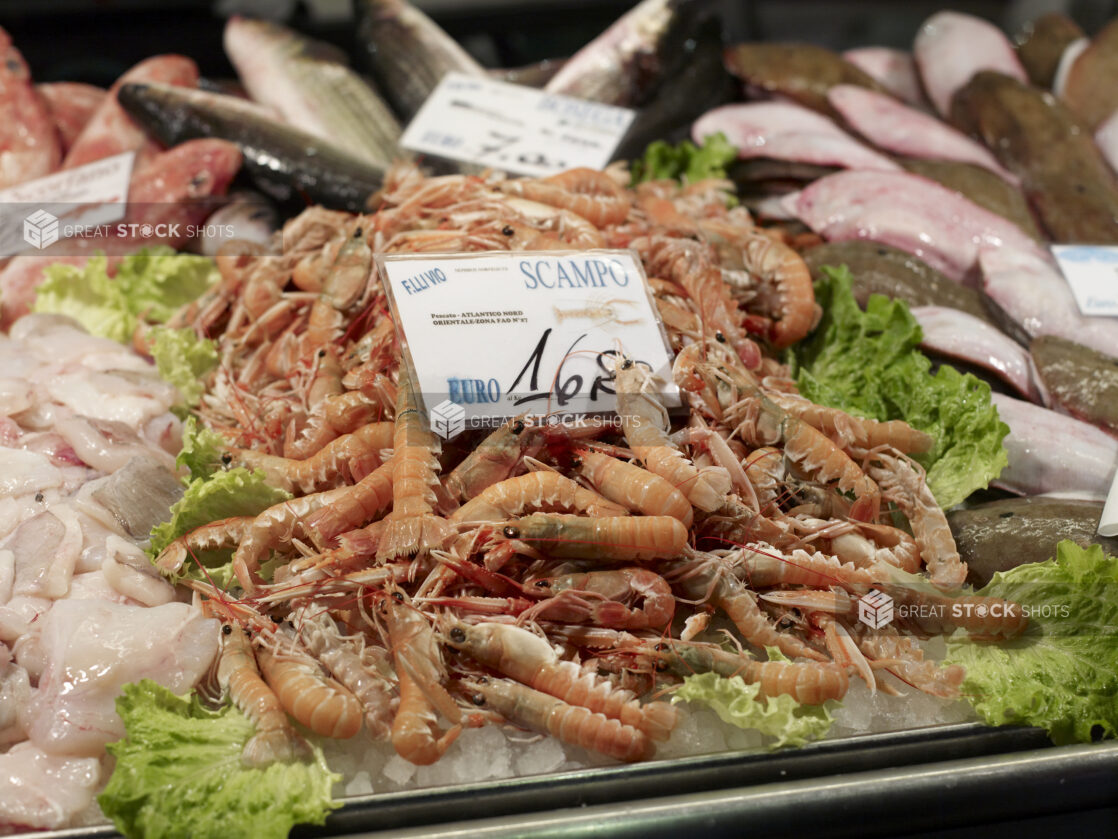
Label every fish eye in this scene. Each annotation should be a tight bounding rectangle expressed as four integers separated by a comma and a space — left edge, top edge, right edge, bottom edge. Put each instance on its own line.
534, 580, 550, 588
450, 627, 466, 642
471, 693, 485, 706
222, 625, 232, 635
392, 591, 405, 602
503, 526, 519, 539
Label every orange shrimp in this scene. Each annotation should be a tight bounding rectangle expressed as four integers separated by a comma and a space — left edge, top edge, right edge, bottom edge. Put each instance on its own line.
614, 356, 731, 512
442, 417, 540, 504
301, 458, 395, 549
154, 516, 252, 576
869, 453, 967, 589
574, 448, 694, 528
657, 640, 849, 704
498, 513, 688, 561
451, 470, 627, 522
446, 621, 676, 741
467, 676, 653, 762
256, 642, 364, 739
284, 391, 382, 459
525, 567, 676, 631
858, 631, 965, 699
738, 231, 820, 349
377, 367, 452, 561
765, 391, 933, 455
217, 626, 308, 767
500, 168, 631, 228
230, 420, 393, 494
379, 594, 463, 766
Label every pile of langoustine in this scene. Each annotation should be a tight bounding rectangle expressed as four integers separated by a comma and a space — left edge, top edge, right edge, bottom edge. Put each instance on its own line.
154, 162, 1028, 767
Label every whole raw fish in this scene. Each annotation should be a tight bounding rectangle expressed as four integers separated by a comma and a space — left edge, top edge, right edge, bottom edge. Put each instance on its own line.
913, 11, 1026, 117
692, 102, 899, 172
612, 14, 736, 160
827, 84, 1016, 183
63, 55, 198, 170
224, 17, 402, 169
195, 190, 278, 257
0, 28, 61, 188
1030, 335, 1118, 437
0, 139, 241, 327
842, 47, 928, 108
36, 83, 106, 155
1014, 12, 1085, 88
897, 158, 1040, 240
118, 82, 384, 213
545, 0, 712, 107
1059, 18, 1118, 131
991, 392, 1118, 499
979, 246, 1118, 359
788, 169, 1044, 282
948, 497, 1117, 587
801, 240, 997, 326
911, 305, 1040, 401
951, 71, 1118, 244
722, 42, 887, 119
357, 0, 485, 122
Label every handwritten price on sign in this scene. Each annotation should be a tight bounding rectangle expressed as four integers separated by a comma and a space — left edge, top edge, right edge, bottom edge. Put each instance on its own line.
507, 327, 652, 409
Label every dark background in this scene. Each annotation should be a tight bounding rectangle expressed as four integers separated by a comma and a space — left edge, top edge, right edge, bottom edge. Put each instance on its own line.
1, 0, 1115, 88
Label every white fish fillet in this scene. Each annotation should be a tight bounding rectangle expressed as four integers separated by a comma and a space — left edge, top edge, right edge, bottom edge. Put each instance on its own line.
914, 11, 1027, 117
692, 102, 899, 172
911, 305, 1039, 400
992, 393, 1118, 498
827, 84, 1017, 183
842, 47, 928, 108
789, 169, 1044, 281
0, 741, 100, 830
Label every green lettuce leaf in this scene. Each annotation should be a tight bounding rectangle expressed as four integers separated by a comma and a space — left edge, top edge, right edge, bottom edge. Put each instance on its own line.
149, 467, 289, 587
788, 266, 1009, 508
100, 680, 339, 839
631, 132, 737, 184
149, 327, 218, 409
32, 247, 218, 343
945, 541, 1118, 745
32, 255, 135, 342
176, 416, 229, 482
673, 671, 834, 749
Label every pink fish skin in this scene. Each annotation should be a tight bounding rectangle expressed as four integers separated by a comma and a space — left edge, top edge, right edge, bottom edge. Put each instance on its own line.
914, 11, 1026, 117
911, 305, 1039, 400
0, 139, 241, 327
827, 85, 1017, 183
978, 246, 1118, 360
842, 47, 928, 108
63, 55, 198, 170
991, 392, 1118, 499
0, 28, 61, 188
692, 102, 900, 172
789, 169, 1044, 282
36, 83, 106, 155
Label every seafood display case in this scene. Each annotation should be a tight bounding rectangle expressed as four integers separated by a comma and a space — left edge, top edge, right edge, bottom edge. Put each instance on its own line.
2, 1, 1118, 838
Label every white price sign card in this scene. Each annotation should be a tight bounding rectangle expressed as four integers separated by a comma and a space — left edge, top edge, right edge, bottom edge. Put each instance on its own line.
380, 250, 678, 438
399, 72, 636, 177
1051, 245, 1118, 317
0, 151, 134, 256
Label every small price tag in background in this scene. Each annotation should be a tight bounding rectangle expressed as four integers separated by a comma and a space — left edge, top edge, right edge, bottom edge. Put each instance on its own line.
379, 250, 677, 438
0, 151, 134, 256
1051, 245, 1118, 317
400, 72, 635, 177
